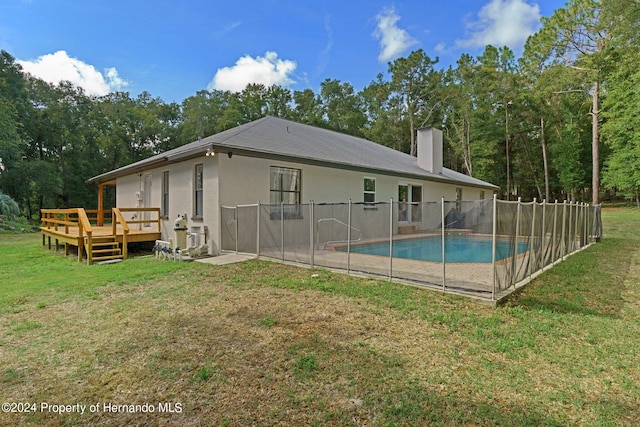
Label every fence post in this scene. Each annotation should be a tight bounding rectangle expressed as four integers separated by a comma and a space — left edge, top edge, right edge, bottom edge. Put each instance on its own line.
389, 198, 393, 281
310, 201, 314, 268
529, 198, 537, 278
256, 202, 261, 258
347, 199, 352, 274
511, 197, 522, 288
540, 199, 546, 270
583, 203, 588, 247
281, 201, 285, 262
568, 201, 574, 255
552, 200, 558, 263
561, 200, 567, 260
441, 196, 446, 292
576, 202, 581, 248
235, 204, 239, 254
492, 194, 498, 301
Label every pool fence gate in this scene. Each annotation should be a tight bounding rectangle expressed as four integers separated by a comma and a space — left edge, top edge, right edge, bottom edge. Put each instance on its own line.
221, 196, 602, 301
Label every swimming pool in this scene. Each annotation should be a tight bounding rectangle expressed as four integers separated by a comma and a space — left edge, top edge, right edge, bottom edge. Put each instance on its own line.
341, 236, 528, 263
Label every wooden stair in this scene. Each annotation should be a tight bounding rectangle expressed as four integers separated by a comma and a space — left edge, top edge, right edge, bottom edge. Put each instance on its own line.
87, 235, 123, 263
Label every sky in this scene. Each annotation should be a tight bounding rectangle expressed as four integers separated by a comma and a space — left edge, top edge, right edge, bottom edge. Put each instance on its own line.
0, 0, 566, 103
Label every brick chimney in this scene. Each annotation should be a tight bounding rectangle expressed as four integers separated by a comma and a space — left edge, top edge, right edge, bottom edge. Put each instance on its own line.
416, 126, 443, 175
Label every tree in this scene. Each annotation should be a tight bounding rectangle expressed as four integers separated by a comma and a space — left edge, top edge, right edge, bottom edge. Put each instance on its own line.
600, 0, 640, 204
318, 79, 366, 137
529, 0, 611, 204
387, 50, 444, 156
0, 189, 20, 217
361, 74, 408, 152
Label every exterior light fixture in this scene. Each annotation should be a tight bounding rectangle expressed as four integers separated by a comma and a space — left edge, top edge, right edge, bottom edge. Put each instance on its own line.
205, 149, 216, 157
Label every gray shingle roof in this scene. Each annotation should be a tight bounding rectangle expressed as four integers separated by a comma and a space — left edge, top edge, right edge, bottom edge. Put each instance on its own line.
88, 116, 498, 189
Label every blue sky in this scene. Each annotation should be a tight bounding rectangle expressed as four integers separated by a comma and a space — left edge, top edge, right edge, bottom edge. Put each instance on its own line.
1, 0, 565, 103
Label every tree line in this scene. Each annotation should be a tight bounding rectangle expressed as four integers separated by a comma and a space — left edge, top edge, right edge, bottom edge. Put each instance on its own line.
1, 0, 638, 218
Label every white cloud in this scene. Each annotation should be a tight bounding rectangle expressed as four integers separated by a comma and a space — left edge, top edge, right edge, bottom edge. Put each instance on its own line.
213, 21, 242, 38
208, 51, 296, 92
434, 42, 447, 54
17, 50, 128, 96
374, 7, 418, 63
314, 14, 334, 79
456, 0, 541, 50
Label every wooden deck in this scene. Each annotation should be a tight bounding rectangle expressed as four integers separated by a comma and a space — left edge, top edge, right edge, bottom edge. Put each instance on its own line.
41, 207, 162, 264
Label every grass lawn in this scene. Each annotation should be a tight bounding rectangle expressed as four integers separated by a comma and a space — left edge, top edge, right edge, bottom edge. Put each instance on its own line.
0, 208, 639, 426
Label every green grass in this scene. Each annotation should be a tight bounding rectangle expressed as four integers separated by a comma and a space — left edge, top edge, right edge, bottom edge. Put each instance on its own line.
0, 234, 208, 314
0, 208, 639, 426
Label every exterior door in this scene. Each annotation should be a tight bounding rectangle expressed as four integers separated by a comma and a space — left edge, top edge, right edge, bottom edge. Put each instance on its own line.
398, 184, 422, 223
398, 184, 409, 222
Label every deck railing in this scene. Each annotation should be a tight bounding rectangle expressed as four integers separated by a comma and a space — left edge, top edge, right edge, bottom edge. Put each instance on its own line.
85, 209, 112, 226
40, 208, 94, 262
41, 207, 161, 264
111, 208, 130, 259
115, 208, 162, 232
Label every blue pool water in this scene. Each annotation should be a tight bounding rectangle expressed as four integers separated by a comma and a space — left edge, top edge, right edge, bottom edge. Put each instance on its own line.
342, 236, 527, 263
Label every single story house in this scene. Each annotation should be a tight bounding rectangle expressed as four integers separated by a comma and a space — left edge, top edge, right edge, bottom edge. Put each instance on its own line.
88, 116, 498, 255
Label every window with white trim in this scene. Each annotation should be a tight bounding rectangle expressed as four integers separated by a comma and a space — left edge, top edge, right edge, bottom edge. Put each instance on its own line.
194, 163, 203, 218
162, 171, 169, 217
270, 166, 302, 219
364, 177, 376, 205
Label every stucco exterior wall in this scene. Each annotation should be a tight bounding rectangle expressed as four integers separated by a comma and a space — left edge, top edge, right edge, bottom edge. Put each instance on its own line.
116, 155, 220, 254
115, 152, 493, 256
216, 154, 490, 205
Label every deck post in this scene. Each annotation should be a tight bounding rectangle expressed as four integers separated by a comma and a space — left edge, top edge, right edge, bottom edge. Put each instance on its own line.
86, 232, 93, 265
78, 215, 84, 262
97, 183, 105, 226
122, 230, 128, 259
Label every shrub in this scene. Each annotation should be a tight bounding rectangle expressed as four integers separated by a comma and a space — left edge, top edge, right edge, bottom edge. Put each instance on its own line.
0, 190, 20, 218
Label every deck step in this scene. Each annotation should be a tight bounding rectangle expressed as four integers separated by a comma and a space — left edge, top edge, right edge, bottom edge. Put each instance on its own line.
86, 235, 123, 264
92, 254, 125, 262
92, 248, 122, 255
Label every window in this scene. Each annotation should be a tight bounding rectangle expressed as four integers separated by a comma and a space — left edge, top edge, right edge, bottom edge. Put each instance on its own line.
270, 166, 301, 219
162, 171, 169, 217
480, 190, 485, 200
364, 177, 376, 205
194, 164, 203, 218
